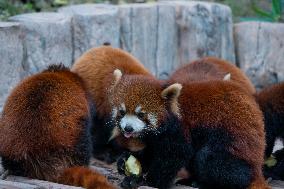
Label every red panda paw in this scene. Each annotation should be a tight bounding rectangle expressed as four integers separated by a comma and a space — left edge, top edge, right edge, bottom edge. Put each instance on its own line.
58, 166, 116, 189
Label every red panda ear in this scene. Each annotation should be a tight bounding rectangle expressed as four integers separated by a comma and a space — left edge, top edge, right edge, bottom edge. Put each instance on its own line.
161, 83, 182, 117
113, 69, 122, 86
223, 73, 231, 81
161, 83, 182, 100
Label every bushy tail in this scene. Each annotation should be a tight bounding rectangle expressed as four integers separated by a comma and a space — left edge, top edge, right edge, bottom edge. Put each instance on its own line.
57, 166, 115, 189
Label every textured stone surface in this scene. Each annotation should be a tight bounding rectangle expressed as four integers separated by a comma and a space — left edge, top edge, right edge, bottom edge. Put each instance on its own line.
0, 22, 24, 111
156, 3, 179, 79
234, 22, 284, 89
161, 1, 235, 65
9, 13, 73, 75
59, 4, 120, 60
120, 1, 235, 78
119, 3, 158, 76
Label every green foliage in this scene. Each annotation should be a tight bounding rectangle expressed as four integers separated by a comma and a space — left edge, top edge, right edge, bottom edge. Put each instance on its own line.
1, 0, 283, 23
0, 0, 152, 20
0, 0, 34, 20
252, 0, 283, 22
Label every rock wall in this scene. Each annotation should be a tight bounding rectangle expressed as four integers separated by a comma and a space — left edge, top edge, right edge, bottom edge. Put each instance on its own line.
118, 1, 235, 78
59, 4, 120, 60
0, 22, 24, 111
0, 1, 284, 109
9, 13, 73, 75
0, 1, 236, 109
234, 22, 284, 89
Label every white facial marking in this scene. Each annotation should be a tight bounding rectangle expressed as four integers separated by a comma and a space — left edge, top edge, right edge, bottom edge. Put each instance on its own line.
120, 115, 146, 132
120, 103, 126, 111
108, 127, 120, 142
112, 107, 118, 118
148, 113, 158, 127
135, 105, 142, 114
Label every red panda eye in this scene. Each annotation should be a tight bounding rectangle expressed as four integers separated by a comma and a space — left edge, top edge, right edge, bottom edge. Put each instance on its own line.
137, 112, 145, 119
119, 109, 126, 116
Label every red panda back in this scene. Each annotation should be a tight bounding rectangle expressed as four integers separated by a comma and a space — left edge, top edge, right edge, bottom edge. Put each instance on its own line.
0, 65, 115, 189
0, 67, 88, 159
176, 80, 267, 187
71, 46, 154, 118
170, 57, 255, 95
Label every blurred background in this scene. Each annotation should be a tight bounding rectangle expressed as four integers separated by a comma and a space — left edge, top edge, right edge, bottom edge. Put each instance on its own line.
0, 0, 284, 22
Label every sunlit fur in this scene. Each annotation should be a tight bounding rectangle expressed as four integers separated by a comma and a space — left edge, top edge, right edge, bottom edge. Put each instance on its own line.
72, 46, 152, 119
0, 65, 114, 189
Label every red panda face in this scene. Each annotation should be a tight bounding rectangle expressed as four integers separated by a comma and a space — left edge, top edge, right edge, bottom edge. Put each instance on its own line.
109, 70, 182, 139
112, 102, 160, 138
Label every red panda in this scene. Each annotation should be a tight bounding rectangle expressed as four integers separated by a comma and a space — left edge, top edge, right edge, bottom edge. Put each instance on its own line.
170, 57, 256, 95
0, 65, 114, 189
110, 58, 269, 189
256, 82, 284, 180
71, 46, 152, 161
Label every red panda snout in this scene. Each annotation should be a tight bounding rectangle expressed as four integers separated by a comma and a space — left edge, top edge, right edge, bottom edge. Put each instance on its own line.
120, 114, 146, 138
111, 103, 159, 138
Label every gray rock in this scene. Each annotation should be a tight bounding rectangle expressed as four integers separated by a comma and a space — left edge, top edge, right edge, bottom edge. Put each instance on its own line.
234, 22, 284, 89
160, 1, 235, 66
0, 22, 24, 111
59, 4, 120, 60
9, 13, 73, 75
156, 3, 179, 79
119, 1, 235, 78
119, 3, 158, 75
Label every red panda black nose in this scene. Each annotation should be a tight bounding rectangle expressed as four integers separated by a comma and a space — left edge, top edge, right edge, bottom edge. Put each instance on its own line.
124, 126, 134, 133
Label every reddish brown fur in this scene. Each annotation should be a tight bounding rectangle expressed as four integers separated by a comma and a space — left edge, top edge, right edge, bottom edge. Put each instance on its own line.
0, 70, 87, 161
170, 57, 256, 94
169, 58, 269, 188
177, 81, 267, 188
112, 75, 168, 126
71, 46, 155, 155
114, 135, 146, 152
108, 57, 267, 188
71, 46, 153, 118
58, 166, 115, 189
256, 82, 284, 120
0, 66, 114, 189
